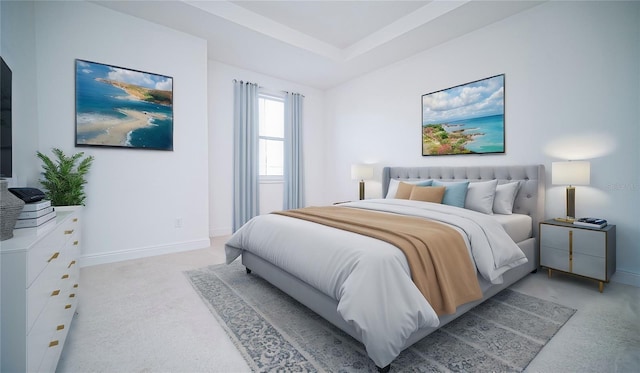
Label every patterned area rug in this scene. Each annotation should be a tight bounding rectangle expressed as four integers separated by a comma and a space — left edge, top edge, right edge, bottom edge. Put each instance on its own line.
185, 262, 575, 372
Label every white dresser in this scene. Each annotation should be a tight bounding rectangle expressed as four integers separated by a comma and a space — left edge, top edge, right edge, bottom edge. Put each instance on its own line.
1, 206, 81, 372
539, 219, 616, 292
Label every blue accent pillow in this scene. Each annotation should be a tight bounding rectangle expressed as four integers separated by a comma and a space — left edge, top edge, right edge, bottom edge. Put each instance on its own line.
432, 180, 470, 208
416, 180, 433, 187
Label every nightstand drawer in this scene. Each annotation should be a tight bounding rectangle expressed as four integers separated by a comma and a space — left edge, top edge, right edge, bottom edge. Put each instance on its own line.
540, 246, 606, 279
540, 246, 570, 272
540, 224, 606, 257
572, 229, 606, 257
573, 253, 606, 280
539, 224, 569, 249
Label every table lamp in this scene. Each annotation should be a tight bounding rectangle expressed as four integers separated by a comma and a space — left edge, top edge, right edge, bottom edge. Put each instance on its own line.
552, 161, 590, 222
351, 164, 374, 200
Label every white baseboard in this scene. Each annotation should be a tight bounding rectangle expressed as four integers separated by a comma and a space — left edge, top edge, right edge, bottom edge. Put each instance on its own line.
612, 270, 640, 288
79, 237, 211, 267
210, 227, 232, 237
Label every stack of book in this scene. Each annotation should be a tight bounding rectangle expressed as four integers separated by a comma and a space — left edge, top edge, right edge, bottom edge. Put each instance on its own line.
573, 217, 607, 229
15, 200, 56, 229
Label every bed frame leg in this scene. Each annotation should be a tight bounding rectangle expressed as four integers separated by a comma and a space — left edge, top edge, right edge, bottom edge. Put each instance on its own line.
246, 267, 252, 274
377, 364, 390, 373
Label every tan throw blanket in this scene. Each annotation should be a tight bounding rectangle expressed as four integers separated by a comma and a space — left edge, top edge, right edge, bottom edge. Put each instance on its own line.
274, 206, 482, 315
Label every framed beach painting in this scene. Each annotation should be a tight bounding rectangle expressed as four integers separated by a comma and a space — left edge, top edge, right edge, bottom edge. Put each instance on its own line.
421, 74, 505, 156
75, 59, 173, 151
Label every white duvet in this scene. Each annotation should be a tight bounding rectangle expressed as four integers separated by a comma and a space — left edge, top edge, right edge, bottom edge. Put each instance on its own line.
225, 199, 527, 367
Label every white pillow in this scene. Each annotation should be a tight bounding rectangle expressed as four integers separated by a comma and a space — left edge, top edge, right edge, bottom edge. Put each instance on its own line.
493, 181, 521, 215
385, 179, 432, 199
464, 180, 498, 214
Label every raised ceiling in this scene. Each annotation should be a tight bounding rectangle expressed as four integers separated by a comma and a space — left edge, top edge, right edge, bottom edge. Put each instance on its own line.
94, 0, 544, 89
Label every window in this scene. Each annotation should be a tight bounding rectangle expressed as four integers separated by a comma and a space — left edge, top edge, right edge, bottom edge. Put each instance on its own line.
258, 94, 284, 179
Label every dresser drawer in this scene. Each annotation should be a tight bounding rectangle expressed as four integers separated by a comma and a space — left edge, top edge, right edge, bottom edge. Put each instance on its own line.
28, 279, 76, 371
65, 231, 81, 263
60, 228, 80, 279
26, 293, 66, 372
27, 256, 69, 333
62, 279, 79, 317
37, 306, 74, 373
27, 217, 77, 287
38, 333, 65, 373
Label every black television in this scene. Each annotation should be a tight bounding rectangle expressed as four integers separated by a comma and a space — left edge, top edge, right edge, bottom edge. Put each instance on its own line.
1, 56, 12, 178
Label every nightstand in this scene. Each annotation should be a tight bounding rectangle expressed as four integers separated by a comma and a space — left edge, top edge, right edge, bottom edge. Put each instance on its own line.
539, 219, 616, 292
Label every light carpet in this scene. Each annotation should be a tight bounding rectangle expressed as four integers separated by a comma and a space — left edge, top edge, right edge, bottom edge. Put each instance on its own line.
185, 262, 576, 372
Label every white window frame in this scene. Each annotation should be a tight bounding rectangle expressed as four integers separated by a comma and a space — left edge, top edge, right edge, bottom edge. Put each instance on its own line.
258, 92, 285, 182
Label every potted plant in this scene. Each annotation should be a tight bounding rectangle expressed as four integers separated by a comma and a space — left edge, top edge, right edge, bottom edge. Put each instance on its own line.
36, 148, 94, 206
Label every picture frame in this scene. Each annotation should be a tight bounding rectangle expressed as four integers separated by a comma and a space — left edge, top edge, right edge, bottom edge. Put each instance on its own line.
75, 59, 173, 151
421, 74, 505, 156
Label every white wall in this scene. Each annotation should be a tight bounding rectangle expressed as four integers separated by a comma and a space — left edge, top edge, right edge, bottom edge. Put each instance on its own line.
208, 60, 326, 236
20, 1, 211, 265
325, 1, 640, 285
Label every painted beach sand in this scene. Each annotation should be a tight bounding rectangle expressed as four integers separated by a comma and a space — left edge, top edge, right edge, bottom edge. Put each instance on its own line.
76, 60, 173, 150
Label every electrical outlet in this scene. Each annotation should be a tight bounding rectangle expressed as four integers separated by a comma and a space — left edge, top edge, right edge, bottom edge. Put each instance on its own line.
175, 217, 182, 228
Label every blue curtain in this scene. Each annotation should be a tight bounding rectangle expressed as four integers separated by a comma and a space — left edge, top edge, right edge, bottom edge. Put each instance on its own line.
232, 80, 259, 232
283, 92, 304, 210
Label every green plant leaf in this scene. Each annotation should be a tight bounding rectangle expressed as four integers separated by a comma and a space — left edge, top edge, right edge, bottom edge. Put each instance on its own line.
37, 148, 94, 206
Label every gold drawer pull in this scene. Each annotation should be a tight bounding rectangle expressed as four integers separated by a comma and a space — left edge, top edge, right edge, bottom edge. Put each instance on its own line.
73, 284, 78, 288
69, 293, 76, 298
51, 290, 60, 296
73, 218, 78, 222
61, 274, 69, 279
57, 324, 65, 331
65, 304, 72, 309
48, 252, 60, 262
68, 260, 76, 268
73, 240, 79, 245
64, 229, 74, 235
49, 340, 59, 347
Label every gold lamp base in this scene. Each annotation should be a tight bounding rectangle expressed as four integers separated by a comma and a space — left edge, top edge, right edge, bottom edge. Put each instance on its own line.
555, 186, 576, 222
554, 217, 575, 223
359, 180, 365, 200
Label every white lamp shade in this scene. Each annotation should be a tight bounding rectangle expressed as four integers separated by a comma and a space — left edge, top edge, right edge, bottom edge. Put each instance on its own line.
351, 164, 374, 180
552, 161, 590, 185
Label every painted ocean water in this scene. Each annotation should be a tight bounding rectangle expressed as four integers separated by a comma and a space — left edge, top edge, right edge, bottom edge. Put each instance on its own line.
75, 61, 173, 150
445, 114, 504, 153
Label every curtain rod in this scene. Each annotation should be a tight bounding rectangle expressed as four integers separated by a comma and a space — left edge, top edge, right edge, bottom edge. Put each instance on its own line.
232, 79, 304, 97
232, 79, 261, 88
282, 90, 305, 98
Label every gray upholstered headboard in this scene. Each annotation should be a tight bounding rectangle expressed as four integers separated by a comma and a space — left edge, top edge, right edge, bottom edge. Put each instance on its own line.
382, 165, 545, 237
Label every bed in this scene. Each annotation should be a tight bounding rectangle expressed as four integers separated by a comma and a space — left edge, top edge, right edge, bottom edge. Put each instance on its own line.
225, 164, 545, 371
